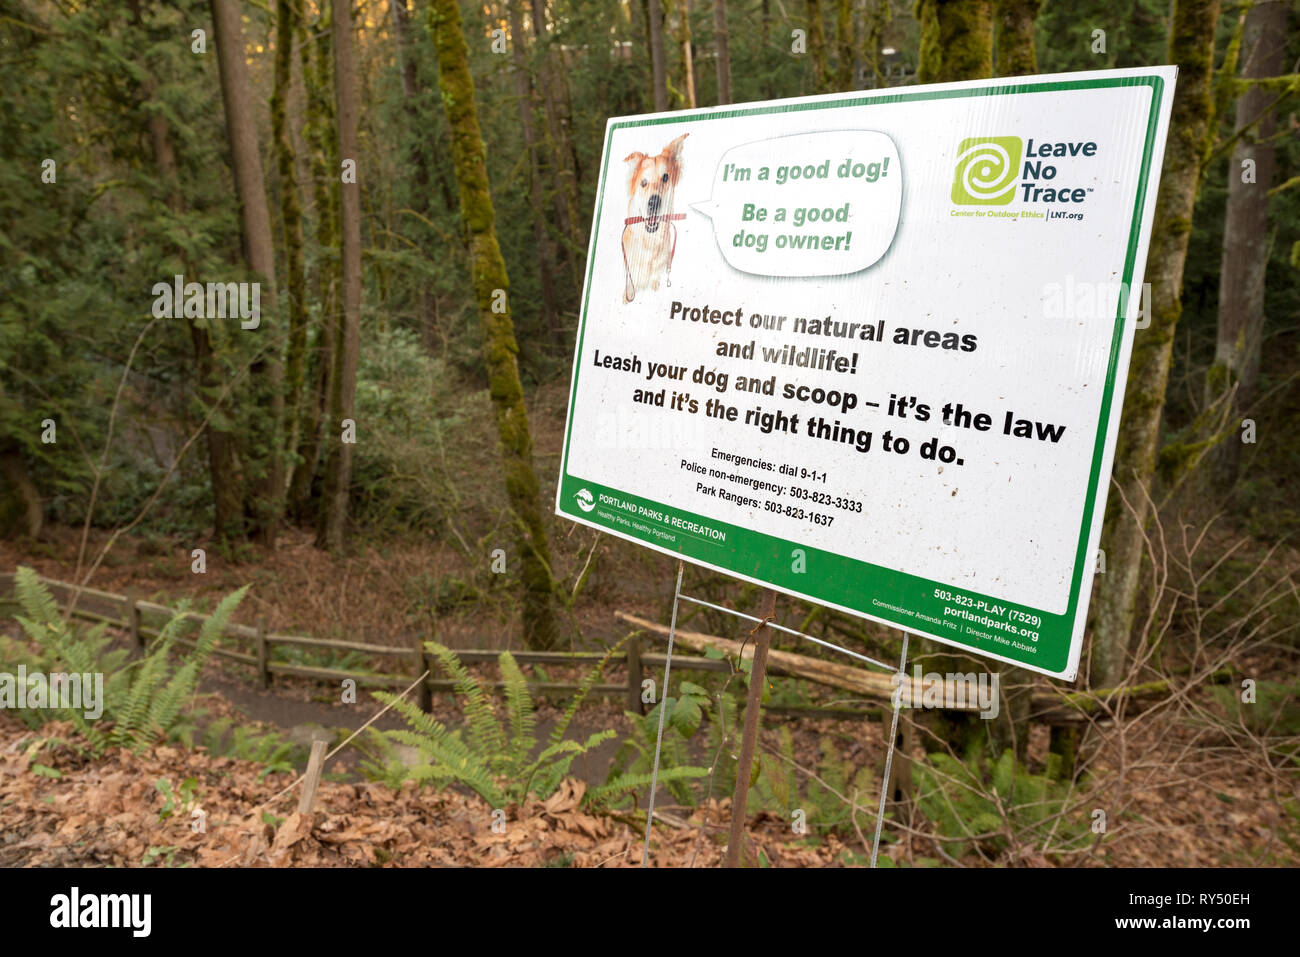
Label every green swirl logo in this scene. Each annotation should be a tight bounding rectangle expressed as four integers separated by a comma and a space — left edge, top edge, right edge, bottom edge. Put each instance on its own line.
951, 137, 1023, 205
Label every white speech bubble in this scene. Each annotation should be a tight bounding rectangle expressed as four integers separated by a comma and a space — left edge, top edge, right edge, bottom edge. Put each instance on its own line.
690, 130, 902, 277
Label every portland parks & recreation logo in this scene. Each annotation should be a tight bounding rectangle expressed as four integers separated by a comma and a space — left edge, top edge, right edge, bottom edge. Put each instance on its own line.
951, 136, 1023, 205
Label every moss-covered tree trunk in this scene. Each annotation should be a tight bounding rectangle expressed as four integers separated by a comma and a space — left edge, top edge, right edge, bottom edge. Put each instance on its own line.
835, 0, 854, 91
428, 0, 560, 650
994, 0, 1039, 76
806, 0, 830, 92
289, 6, 338, 522
1089, 0, 1222, 689
211, 0, 284, 547
912, 0, 1036, 762
316, 0, 362, 552
1206, 0, 1286, 488
713, 0, 732, 104
916, 0, 993, 84
273, 0, 310, 497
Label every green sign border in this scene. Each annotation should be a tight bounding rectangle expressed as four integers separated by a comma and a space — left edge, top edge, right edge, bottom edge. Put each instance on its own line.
556, 74, 1166, 679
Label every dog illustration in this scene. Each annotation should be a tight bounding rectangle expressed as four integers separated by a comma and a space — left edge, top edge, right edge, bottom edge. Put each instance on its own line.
621, 133, 688, 303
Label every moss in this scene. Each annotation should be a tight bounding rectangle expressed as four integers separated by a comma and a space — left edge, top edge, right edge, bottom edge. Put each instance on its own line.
429, 0, 559, 649
917, 0, 993, 83
1090, 0, 1223, 688
994, 0, 1039, 77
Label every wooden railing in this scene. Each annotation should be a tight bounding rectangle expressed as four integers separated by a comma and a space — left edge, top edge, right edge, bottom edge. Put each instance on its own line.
0, 571, 884, 720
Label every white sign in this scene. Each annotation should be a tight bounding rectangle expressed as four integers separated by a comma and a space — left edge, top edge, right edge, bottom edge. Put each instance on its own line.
557, 68, 1177, 680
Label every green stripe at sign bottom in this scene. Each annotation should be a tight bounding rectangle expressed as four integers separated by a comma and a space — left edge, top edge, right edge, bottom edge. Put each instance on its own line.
559, 474, 1069, 676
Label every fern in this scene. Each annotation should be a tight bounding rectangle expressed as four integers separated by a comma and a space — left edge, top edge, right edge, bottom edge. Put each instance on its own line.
7, 567, 247, 755
368, 643, 628, 805
499, 652, 536, 771
586, 766, 710, 809
425, 642, 505, 760
548, 635, 629, 747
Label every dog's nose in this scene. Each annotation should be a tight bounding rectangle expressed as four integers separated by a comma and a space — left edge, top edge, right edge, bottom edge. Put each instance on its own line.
647, 194, 662, 213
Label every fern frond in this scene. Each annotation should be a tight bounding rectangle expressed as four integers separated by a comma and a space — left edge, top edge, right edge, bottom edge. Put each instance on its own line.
549, 635, 629, 748
426, 642, 504, 759
498, 651, 535, 772
586, 766, 710, 808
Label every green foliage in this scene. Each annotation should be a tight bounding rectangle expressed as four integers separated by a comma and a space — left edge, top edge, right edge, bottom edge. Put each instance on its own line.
10, 565, 247, 754
362, 640, 627, 806
753, 727, 875, 839
1211, 679, 1300, 744
914, 749, 1090, 859
154, 776, 200, 822
605, 683, 717, 808
197, 717, 305, 779
351, 326, 502, 537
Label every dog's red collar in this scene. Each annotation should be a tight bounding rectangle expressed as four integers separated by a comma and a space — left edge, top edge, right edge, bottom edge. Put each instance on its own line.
625, 214, 686, 225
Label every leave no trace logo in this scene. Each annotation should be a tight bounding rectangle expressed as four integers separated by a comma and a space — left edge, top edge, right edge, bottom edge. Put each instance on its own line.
951, 137, 1023, 205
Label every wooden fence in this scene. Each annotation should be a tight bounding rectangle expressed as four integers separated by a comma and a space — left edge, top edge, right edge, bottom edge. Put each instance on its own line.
0, 571, 885, 721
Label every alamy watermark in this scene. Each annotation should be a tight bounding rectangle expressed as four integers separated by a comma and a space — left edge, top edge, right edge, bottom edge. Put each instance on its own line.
152, 274, 260, 329
891, 666, 1000, 719
0, 666, 103, 720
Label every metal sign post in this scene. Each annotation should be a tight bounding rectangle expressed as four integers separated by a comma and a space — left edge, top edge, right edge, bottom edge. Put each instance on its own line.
640, 562, 910, 868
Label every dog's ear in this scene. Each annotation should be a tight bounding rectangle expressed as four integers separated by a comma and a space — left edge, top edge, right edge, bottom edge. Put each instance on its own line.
665, 133, 688, 184
623, 152, 647, 192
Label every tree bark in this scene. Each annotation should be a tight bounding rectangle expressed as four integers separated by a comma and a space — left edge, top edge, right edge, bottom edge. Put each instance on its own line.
806, 0, 829, 92
390, 0, 445, 352
0, 433, 42, 539
316, 0, 363, 552
677, 0, 697, 109
1206, 0, 1286, 487
273, 0, 310, 504
647, 0, 670, 110
916, 0, 993, 84
994, 0, 1039, 77
427, 0, 560, 650
509, 0, 562, 341
289, 6, 339, 521
529, 0, 585, 287
133, 0, 243, 543
713, 0, 731, 104
211, 0, 284, 546
1089, 0, 1222, 689
835, 0, 853, 90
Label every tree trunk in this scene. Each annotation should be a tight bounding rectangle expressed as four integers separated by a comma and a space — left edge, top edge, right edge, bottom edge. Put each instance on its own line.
994, 0, 1039, 77
806, 0, 829, 92
316, 0, 363, 552
673, 0, 697, 108
647, 0, 669, 110
713, 0, 731, 104
529, 0, 585, 286
289, 4, 338, 522
1089, 0, 1222, 689
912, 0, 1020, 760
1206, 0, 1286, 487
133, 0, 244, 543
273, 0, 310, 502
917, 0, 993, 84
211, 0, 284, 547
427, 0, 560, 650
391, 0, 444, 352
835, 0, 853, 90
0, 434, 42, 539
508, 0, 562, 342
